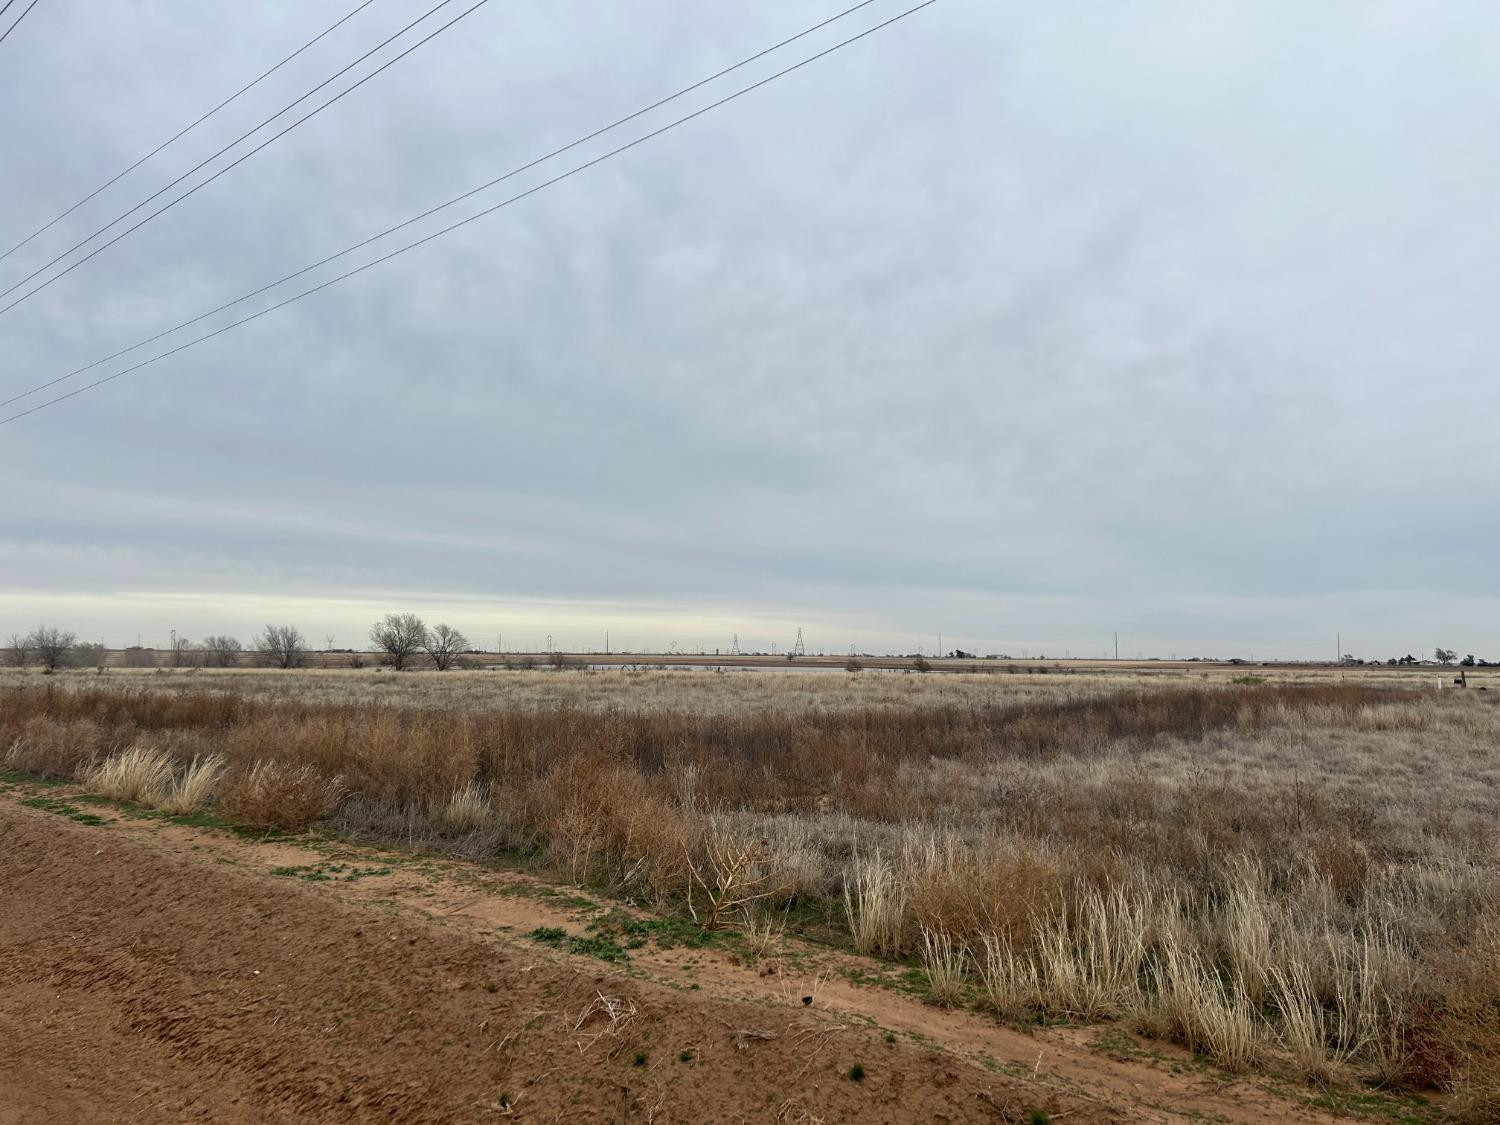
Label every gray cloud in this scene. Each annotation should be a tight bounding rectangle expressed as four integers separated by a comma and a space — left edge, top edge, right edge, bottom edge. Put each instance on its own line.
2, 0, 1497, 658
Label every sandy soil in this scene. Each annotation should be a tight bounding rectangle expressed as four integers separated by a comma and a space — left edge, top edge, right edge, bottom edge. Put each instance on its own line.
0, 789, 1345, 1123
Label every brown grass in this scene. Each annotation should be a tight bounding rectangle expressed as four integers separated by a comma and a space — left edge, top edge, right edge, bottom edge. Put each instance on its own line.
2, 674, 1497, 1101
217, 759, 345, 831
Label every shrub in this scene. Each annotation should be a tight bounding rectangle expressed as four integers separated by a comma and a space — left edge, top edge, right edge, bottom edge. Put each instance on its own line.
218, 759, 344, 831
1415, 910, 1500, 1120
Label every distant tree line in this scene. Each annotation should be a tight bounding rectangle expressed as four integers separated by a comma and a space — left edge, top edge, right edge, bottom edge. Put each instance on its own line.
4, 616, 473, 672
1338, 649, 1495, 668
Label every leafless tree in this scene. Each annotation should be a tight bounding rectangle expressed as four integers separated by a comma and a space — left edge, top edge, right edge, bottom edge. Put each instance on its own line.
202, 635, 243, 668
370, 613, 426, 670
423, 623, 470, 671
121, 645, 157, 668
256, 624, 307, 669
167, 634, 201, 667
28, 626, 76, 671
4, 633, 28, 668
70, 642, 108, 669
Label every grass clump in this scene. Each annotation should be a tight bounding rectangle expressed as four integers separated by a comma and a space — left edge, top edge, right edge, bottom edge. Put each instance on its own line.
84, 743, 174, 806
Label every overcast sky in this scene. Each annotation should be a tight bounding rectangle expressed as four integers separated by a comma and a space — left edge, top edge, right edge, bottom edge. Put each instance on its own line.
2, 0, 1496, 658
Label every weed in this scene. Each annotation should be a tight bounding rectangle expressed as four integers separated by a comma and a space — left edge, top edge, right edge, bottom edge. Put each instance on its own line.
526, 925, 629, 964
20, 794, 107, 826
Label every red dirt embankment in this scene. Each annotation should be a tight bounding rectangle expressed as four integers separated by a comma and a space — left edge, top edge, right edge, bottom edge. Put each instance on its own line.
0, 794, 1344, 1123
0, 805, 1081, 1124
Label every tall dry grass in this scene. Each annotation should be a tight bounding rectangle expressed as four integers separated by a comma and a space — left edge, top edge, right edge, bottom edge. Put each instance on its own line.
2, 677, 1497, 1101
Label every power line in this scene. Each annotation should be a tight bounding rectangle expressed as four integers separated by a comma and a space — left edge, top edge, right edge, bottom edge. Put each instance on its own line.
0, 0, 940, 427
0, 0, 486, 317
0, 0, 41, 48
0, 0, 380, 266
1, 0, 886, 410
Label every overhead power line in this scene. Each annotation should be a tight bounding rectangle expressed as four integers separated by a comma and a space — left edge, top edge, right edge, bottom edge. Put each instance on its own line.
0, 0, 41, 48
0, 0, 487, 318
0, 0, 940, 427
0, 0, 380, 266
1, 0, 885, 411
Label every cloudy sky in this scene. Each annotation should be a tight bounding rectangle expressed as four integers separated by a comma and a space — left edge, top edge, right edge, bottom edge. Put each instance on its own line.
2, 0, 1496, 659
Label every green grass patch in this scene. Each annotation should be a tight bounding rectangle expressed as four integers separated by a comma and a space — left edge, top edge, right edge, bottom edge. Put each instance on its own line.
586, 909, 720, 952
1307, 1087, 1441, 1124
20, 794, 108, 826
526, 925, 630, 964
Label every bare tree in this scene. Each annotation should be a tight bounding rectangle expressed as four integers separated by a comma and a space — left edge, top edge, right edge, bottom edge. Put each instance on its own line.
370, 613, 426, 670
256, 624, 307, 669
4, 633, 28, 668
27, 626, 76, 671
70, 642, 108, 670
167, 633, 196, 667
202, 635, 243, 668
423, 623, 470, 671
121, 645, 157, 668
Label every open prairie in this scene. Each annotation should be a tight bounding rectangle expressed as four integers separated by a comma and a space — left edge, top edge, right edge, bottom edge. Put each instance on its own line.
4, 664, 1498, 1121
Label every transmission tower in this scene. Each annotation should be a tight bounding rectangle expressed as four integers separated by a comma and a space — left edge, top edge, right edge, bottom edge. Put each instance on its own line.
792, 628, 806, 657
729, 633, 741, 655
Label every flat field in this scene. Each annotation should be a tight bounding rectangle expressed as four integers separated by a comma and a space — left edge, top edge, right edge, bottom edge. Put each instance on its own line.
3, 664, 1497, 1121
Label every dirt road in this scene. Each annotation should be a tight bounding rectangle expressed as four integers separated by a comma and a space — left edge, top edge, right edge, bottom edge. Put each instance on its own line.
0, 790, 1340, 1123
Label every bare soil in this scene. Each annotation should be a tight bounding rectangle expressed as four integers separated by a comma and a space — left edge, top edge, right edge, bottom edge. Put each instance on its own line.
0, 788, 1346, 1123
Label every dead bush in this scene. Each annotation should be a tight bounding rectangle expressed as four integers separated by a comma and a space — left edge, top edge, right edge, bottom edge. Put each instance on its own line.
1409, 910, 1500, 1119
218, 759, 344, 831
907, 837, 1068, 952
3, 717, 106, 778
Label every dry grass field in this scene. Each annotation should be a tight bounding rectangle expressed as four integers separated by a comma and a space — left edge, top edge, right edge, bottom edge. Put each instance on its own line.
4, 664, 1499, 1119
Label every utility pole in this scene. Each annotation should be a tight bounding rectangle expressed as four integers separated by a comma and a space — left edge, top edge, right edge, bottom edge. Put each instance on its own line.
1337, 632, 1341, 665
605, 629, 609, 655
938, 632, 943, 659
1114, 632, 1119, 661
